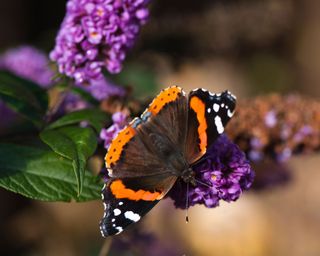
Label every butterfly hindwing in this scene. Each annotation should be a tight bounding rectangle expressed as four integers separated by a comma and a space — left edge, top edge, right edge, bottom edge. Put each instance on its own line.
100, 175, 177, 237
185, 89, 236, 163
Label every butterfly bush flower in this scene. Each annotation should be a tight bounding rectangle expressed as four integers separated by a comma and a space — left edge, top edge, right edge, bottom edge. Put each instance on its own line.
227, 94, 320, 163
100, 111, 129, 149
169, 135, 254, 209
0, 46, 53, 88
50, 0, 150, 84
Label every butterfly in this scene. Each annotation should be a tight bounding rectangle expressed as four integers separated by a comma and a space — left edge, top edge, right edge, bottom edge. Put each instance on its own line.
100, 86, 236, 237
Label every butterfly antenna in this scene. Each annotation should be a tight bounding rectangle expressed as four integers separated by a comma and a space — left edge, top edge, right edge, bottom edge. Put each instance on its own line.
185, 182, 189, 223
194, 178, 212, 188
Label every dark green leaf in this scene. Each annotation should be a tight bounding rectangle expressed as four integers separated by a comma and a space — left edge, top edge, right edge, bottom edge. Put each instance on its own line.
0, 143, 102, 202
0, 94, 43, 127
40, 126, 98, 195
46, 108, 109, 133
0, 71, 48, 127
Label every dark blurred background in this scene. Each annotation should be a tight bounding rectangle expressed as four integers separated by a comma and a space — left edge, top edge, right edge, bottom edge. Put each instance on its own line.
0, 0, 320, 255
1, 0, 320, 96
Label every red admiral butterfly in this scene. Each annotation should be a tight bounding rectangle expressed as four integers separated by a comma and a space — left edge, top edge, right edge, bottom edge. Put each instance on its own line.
100, 86, 236, 237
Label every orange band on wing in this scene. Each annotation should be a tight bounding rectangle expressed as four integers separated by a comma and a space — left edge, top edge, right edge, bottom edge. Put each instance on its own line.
105, 126, 136, 168
190, 96, 208, 153
147, 86, 182, 115
110, 180, 164, 201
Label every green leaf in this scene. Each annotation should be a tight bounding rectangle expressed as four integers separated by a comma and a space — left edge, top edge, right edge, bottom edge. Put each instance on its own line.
0, 143, 102, 202
40, 126, 98, 195
46, 108, 109, 133
0, 71, 48, 127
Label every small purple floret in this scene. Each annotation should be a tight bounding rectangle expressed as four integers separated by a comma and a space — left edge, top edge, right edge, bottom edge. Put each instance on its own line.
265, 110, 277, 128
100, 111, 129, 149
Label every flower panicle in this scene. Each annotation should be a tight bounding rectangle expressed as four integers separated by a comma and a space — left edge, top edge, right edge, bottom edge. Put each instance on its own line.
50, 0, 150, 84
0, 46, 54, 88
226, 93, 320, 163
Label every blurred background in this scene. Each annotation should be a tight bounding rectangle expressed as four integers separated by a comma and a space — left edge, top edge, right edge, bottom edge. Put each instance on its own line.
0, 0, 319, 255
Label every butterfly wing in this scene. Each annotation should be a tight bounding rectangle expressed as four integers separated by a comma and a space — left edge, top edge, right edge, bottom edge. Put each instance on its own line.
185, 89, 236, 163
100, 175, 177, 237
105, 86, 188, 178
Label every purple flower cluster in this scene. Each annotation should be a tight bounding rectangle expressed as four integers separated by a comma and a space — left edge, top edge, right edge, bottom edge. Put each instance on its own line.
169, 135, 254, 209
0, 46, 54, 88
100, 111, 129, 149
50, 0, 150, 84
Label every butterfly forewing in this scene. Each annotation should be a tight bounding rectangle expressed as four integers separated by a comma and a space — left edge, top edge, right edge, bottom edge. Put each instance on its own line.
105, 86, 188, 178
185, 89, 236, 164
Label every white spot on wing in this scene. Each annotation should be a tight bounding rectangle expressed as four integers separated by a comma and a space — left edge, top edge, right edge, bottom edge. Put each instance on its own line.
112, 218, 115, 222
228, 109, 234, 117
113, 209, 121, 216
215, 116, 224, 134
207, 108, 211, 113
213, 103, 220, 112
124, 211, 141, 222
100, 226, 106, 238
115, 226, 123, 234
102, 202, 107, 218
119, 202, 123, 205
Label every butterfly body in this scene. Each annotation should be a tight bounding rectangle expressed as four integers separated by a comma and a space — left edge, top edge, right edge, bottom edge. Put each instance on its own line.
100, 87, 236, 237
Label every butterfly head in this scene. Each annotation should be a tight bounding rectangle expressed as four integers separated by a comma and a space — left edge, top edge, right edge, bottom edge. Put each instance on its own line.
181, 167, 196, 186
